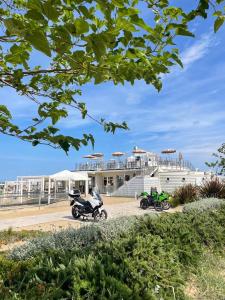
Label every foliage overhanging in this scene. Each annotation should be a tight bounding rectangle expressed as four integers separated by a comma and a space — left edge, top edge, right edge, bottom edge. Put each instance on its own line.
0, 0, 225, 152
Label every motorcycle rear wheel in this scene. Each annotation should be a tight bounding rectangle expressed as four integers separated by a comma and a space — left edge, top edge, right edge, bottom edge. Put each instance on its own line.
94, 209, 108, 222
72, 206, 81, 219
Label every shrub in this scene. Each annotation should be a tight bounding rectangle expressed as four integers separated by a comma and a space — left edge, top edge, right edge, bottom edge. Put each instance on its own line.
1, 205, 225, 299
168, 196, 180, 207
199, 178, 225, 198
173, 183, 198, 205
183, 198, 225, 213
9, 215, 143, 260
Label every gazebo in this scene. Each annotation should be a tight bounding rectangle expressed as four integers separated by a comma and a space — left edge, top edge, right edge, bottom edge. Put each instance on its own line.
48, 170, 89, 204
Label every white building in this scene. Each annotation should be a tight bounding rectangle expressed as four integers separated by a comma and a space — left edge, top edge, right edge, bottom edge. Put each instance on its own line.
74, 147, 211, 197
1, 148, 212, 205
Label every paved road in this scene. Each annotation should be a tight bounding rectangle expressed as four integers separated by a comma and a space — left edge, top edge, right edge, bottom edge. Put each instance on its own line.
0, 201, 159, 231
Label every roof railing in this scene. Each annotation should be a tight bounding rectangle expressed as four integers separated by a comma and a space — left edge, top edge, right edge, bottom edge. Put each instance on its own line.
75, 157, 195, 172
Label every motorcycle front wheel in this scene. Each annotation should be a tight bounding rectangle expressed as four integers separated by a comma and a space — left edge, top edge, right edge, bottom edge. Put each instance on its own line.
140, 199, 148, 210
72, 206, 81, 219
93, 209, 108, 222
162, 201, 171, 210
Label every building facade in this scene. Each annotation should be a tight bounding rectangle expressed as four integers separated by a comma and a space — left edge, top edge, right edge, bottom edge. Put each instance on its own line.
75, 149, 211, 197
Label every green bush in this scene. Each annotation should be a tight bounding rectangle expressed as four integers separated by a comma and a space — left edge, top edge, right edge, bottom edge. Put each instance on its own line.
168, 196, 180, 207
1, 206, 225, 299
183, 198, 225, 213
199, 178, 225, 199
173, 183, 198, 205
10, 215, 142, 260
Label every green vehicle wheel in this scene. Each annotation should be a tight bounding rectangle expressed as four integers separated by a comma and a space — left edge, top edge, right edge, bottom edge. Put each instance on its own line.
162, 201, 171, 210
140, 199, 148, 210
154, 202, 163, 212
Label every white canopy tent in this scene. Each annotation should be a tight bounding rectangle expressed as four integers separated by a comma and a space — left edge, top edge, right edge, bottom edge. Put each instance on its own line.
48, 170, 89, 204
50, 170, 88, 181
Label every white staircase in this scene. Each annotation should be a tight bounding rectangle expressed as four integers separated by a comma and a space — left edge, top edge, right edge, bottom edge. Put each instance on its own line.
111, 167, 160, 197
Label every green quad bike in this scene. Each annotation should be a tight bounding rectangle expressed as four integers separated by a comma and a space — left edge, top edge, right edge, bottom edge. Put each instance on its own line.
139, 191, 171, 211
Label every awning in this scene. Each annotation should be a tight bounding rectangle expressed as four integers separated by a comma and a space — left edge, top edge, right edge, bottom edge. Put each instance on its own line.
50, 170, 88, 181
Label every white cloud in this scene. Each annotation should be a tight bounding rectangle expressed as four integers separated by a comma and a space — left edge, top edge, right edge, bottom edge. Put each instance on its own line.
181, 33, 213, 68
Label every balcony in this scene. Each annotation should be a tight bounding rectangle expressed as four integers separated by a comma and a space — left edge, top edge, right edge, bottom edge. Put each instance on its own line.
75, 157, 195, 172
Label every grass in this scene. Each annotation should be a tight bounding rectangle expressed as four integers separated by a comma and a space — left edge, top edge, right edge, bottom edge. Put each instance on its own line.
185, 251, 225, 300
0, 227, 47, 248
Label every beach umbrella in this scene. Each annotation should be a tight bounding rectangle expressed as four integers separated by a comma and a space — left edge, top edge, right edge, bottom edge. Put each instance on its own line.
161, 149, 176, 154
92, 153, 104, 158
112, 151, 124, 157
161, 149, 176, 162
132, 148, 147, 154
83, 155, 96, 159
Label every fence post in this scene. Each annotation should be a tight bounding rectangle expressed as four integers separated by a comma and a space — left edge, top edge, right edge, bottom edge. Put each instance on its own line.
38, 192, 42, 210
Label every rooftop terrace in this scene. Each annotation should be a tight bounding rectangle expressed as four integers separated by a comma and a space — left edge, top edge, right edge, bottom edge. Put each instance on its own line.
75, 157, 195, 172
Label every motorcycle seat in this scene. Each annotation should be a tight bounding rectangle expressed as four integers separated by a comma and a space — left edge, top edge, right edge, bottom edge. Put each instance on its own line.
76, 197, 92, 207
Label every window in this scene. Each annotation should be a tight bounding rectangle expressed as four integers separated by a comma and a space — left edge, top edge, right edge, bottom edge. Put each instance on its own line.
108, 177, 114, 186
182, 178, 185, 182
117, 176, 124, 188
103, 177, 107, 186
125, 175, 130, 181
166, 177, 170, 182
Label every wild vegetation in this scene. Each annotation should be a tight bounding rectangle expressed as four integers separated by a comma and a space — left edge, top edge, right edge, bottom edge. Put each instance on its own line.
169, 178, 225, 208
171, 183, 199, 206
0, 204, 224, 299
199, 178, 225, 198
0, 228, 46, 249
185, 251, 225, 299
206, 143, 225, 175
183, 197, 225, 213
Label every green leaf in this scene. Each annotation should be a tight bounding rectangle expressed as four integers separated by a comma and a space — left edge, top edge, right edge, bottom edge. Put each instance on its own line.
130, 15, 152, 33
78, 6, 91, 18
78, 102, 87, 118
112, 0, 124, 8
171, 53, 183, 68
116, 18, 136, 32
58, 139, 70, 153
25, 9, 46, 21
32, 140, 39, 146
4, 18, 24, 35
0, 105, 12, 118
176, 28, 195, 37
74, 18, 89, 35
48, 126, 59, 135
90, 36, 106, 61
214, 17, 225, 33
41, 0, 60, 21
25, 30, 51, 57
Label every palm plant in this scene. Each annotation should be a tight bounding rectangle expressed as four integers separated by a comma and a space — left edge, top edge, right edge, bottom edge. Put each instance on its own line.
199, 178, 225, 199
173, 184, 198, 205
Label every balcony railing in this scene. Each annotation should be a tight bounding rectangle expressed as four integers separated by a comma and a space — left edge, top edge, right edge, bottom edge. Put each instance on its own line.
75, 158, 195, 172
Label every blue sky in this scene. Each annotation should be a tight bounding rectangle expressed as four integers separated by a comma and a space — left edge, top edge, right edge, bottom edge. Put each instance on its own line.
1, 6, 225, 180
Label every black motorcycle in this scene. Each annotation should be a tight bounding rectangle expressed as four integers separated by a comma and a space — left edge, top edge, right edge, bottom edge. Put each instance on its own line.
69, 189, 108, 221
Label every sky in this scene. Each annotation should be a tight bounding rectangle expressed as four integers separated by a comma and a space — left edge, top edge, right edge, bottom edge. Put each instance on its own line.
1, 4, 225, 180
